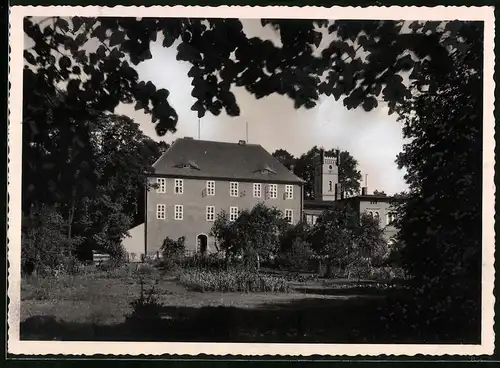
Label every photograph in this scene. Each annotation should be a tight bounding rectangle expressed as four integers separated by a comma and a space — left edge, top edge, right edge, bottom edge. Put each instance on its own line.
7, 5, 495, 356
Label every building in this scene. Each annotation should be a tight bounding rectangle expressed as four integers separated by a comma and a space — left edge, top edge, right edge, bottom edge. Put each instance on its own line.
145, 137, 304, 257
302, 150, 399, 243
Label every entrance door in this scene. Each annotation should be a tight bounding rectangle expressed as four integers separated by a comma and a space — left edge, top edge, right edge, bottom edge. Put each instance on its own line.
197, 234, 208, 254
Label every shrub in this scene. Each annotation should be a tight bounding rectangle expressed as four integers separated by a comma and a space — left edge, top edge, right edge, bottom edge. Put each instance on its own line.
276, 239, 315, 272
160, 236, 186, 270
21, 206, 81, 277
177, 269, 289, 293
126, 279, 164, 325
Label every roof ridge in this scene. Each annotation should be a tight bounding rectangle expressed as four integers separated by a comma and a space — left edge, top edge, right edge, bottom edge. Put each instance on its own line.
179, 137, 261, 146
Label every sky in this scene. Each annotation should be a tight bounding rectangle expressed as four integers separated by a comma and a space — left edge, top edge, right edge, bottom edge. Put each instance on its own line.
27, 17, 409, 194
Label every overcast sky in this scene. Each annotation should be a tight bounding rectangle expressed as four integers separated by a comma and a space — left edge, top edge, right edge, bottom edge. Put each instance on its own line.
27, 17, 409, 194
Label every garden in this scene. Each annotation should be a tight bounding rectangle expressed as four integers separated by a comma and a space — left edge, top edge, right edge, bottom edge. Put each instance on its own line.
20, 202, 418, 343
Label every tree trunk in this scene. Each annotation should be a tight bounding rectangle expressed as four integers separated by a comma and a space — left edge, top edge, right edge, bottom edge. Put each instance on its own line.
67, 196, 75, 240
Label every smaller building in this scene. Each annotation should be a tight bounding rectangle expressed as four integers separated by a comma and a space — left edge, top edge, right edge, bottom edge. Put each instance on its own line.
303, 150, 399, 243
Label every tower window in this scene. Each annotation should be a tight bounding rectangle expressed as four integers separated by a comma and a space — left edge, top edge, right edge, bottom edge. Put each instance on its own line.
328, 164, 333, 170
328, 181, 333, 192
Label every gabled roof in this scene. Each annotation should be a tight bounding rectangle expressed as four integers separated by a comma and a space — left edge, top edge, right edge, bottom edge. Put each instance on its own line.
152, 138, 304, 184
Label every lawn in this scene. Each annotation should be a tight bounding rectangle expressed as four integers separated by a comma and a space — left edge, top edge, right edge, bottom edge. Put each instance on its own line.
19, 266, 477, 344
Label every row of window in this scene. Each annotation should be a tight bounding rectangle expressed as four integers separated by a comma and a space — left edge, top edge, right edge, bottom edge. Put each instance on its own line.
367, 211, 396, 225
305, 212, 396, 226
156, 178, 294, 199
156, 204, 294, 224
156, 204, 184, 220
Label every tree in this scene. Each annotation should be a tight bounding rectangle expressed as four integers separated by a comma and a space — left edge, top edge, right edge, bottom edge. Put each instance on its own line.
22, 105, 163, 262
338, 150, 363, 197
277, 221, 315, 271
293, 146, 361, 199
272, 149, 295, 170
309, 203, 387, 277
373, 190, 387, 196
21, 205, 80, 276
210, 203, 289, 270
394, 23, 482, 333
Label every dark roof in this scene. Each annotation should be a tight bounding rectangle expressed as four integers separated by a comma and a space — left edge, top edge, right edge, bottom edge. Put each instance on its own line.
304, 194, 402, 210
304, 200, 337, 210
152, 138, 304, 184
344, 194, 397, 202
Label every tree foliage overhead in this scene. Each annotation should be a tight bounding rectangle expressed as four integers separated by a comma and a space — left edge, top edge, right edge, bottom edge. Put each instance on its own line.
24, 17, 477, 137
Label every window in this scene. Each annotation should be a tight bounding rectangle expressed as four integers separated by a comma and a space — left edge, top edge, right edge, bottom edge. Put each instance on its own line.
230, 182, 239, 197
370, 200, 378, 204
206, 181, 215, 196
387, 212, 395, 225
206, 206, 215, 221
156, 178, 166, 193
174, 179, 183, 194
253, 183, 262, 198
306, 214, 317, 225
368, 211, 373, 217
230, 206, 239, 221
285, 209, 293, 224
267, 184, 278, 199
374, 211, 380, 223
285, 185, 293, 199
174, 205, 183, 220
156, 204, 166, 219
328, 181, 333, 192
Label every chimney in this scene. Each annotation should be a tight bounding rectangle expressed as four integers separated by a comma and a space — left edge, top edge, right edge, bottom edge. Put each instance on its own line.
335, 183, 342, 200
361, 187, 368, 195
289, 163, 295, 172
238, 140, 246, 145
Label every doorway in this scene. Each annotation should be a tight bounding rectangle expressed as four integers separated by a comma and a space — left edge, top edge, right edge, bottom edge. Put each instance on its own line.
197, 234, 208, 254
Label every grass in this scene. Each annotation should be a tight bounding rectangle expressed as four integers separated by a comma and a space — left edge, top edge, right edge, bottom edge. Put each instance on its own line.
19, 265, 480, 344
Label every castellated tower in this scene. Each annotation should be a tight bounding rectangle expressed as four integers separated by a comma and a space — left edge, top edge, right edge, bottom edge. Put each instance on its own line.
313, 150, 342, 201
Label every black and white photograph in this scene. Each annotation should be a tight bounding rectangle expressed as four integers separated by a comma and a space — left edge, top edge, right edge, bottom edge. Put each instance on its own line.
7, 5, 495, 356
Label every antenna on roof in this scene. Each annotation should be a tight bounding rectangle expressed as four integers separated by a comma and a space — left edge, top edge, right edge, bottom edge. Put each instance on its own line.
198, 119, 201, 140
246, 121, 249, 143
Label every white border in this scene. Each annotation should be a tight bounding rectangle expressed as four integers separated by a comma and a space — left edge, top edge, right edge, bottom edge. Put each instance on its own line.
8, 5, 496, 356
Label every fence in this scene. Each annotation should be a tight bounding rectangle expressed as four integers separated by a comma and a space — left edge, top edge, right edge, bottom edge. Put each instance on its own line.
92, 251, 111, 266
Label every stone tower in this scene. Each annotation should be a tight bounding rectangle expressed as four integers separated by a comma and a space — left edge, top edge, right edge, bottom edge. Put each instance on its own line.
313, 150, 342, 201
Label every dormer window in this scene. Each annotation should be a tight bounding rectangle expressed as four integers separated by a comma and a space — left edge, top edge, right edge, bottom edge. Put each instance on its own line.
254, 165, 277, 176
174, 160, 200, 170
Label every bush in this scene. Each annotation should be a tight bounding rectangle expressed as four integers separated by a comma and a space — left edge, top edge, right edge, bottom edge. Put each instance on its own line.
160, 236, 186, 270
276, 239, 315, 272
126, 280, 164, 325
21, 206, 81, 277
178, 269, 290, 293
